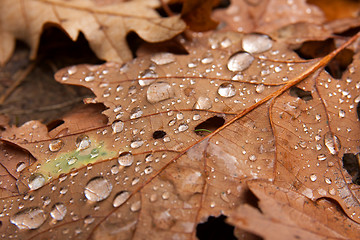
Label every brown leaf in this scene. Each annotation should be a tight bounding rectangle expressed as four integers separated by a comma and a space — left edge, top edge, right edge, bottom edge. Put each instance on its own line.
0, 30, 359, 239
228, 180, 360, 240
0, 0, 186, 65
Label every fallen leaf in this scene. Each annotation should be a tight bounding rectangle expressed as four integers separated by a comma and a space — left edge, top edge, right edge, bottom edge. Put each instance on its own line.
0, 29, 360, 239
0, 0, 186, 65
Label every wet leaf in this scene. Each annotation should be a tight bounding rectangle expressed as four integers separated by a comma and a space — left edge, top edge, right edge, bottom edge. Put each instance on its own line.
0, 28, 360, 240
0, 0, 186, 65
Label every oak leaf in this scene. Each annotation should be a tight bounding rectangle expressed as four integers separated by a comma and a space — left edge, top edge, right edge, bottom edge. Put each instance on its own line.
0, 0, 186, 65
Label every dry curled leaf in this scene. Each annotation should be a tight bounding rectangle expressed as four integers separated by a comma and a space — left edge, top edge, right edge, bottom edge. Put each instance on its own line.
0, 29, 359, 239
0, 0, 186, 65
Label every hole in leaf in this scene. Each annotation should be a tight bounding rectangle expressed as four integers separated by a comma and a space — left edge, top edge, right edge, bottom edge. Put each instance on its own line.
47, 120, 65, 132
196, 215, 236, 240
194, 116, 225, 136
294, 38, 354, 79
342, 153, 360, 185
289, 87, 313, 101
153, 130, 166, 139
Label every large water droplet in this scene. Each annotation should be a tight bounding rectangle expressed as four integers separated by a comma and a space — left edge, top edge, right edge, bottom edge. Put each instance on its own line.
227, 52, 254, 72
242, 34, 273, 53
10, 208, 46, 230
16, 162, 26, 172
84, 177, 113, 202
28, 174, 46, 190
130, 107, 143, 119
118, 152, 134, 166
138, 69, 157, 86
113, 191, 130, 207
150, 52, 176, 65
76, 135, 91, 151
218, 83, 236, 97
324, 132, 341, 155
146, 82, 174, 103
178, 124, 189, 132
112, 121, 124, 133
50, 203, 67, 221
130, 139, 144, 149
49, 139, 64, 152
193, 96, 212, 110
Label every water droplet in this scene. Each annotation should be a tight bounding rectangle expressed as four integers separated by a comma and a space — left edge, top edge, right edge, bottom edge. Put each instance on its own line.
218, 83, 236, 97
317, 154, 326, 161
138, 69, 157, 86
84, 75, 95, 82
325, 178, 332, 184
242, 34, 273, 53
113, 191, 130, 207
16, 162, 26, 172
49, 139, 64, 152
144, 166, 153, 174
324, 132, 341, 155
67, 157, 78, 165
84, 177, 112, 202
310, 174, 317, 182
112, 121, 124, 133
130, 201, 141, 212
10, 208, 46, 230
339, 110, 345, 118
162, 192, 170, 200
130, 107, 143, 119
227, 52, 254, 72
150, 52, 176, 65
178, 124, 189, 132
146, 82, 174, 103
118, 152, 134, 166
298, 141, 307, 149
248, 155, 257, 161
193, 114, 201, 121
84, 215, 95, 225
75, 135, 91, 151
193, 96, 212, 110
152, 210, 175, 230
255, 84, 265, 94
50, 203, 67, 221
130, 139, 144, 149
28, 174, 46, 190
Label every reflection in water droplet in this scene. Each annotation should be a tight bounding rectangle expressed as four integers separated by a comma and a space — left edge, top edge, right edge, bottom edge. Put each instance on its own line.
218, 83, 236, 98
10, 208, 46, 230
50, 203, 67, 221
130, 201, 141, 212
193, 96, 212, 110
84, 177, 112, 202
144, 166, 153, 174
227, 52, 254, 72
112, 121, 124, 133
28, 174, 46, 190
138, 69, 158, 86
242, 34, 273, 53
113, 191, 130, 207
150, 52, 176, 65
178, 124, 189, 132
130, 107, 143, 119
118, 152, 134, 166
146, 82, 174, 103
49, 139, 64, 152
324, 132, 341, 155
76, 135, 91, 151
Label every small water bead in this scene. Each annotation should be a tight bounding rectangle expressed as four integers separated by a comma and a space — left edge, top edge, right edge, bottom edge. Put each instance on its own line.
10, 207, 47, 230
242, 34, 273, 53
132, 177, 140, 185
130, 139, 144, 149
112, 121, 124, 134
248, 155, 257, 161
317, 154, 327, 161
150, 52, 176, 65
84, 177, 113, 202
193, 114, 201, 121
67, 66, 77, 75
145, 154, 154, 162
227, 52, 254, 72
310, 174, 317, 182
130, 201, 141, 212
118, 152, 134, 166
49, 139, 64, 152
146, 82, 174, 103
28, 174, 46, 190
218, 83, 236, 98
76, 135, 91, 151
162, 192, 170, 200
325, 178, 332, 184
111, 165, 119, 174
324, 132, 341, 155
84, 75, 95, 82
193, 96, 212, 110
84, 216, 95, 225
178, 124, 189, 132
67, 157, 78, 165
113, 191, 130, 207
138, 69, 157, 86
50, 203, 67, 221
255, 84, 265, 94
130, 107, 143, 119
339, 110, 345, 118
16, 162, 26, 172
355, 95, 360, 103
144, 166, 153, 174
